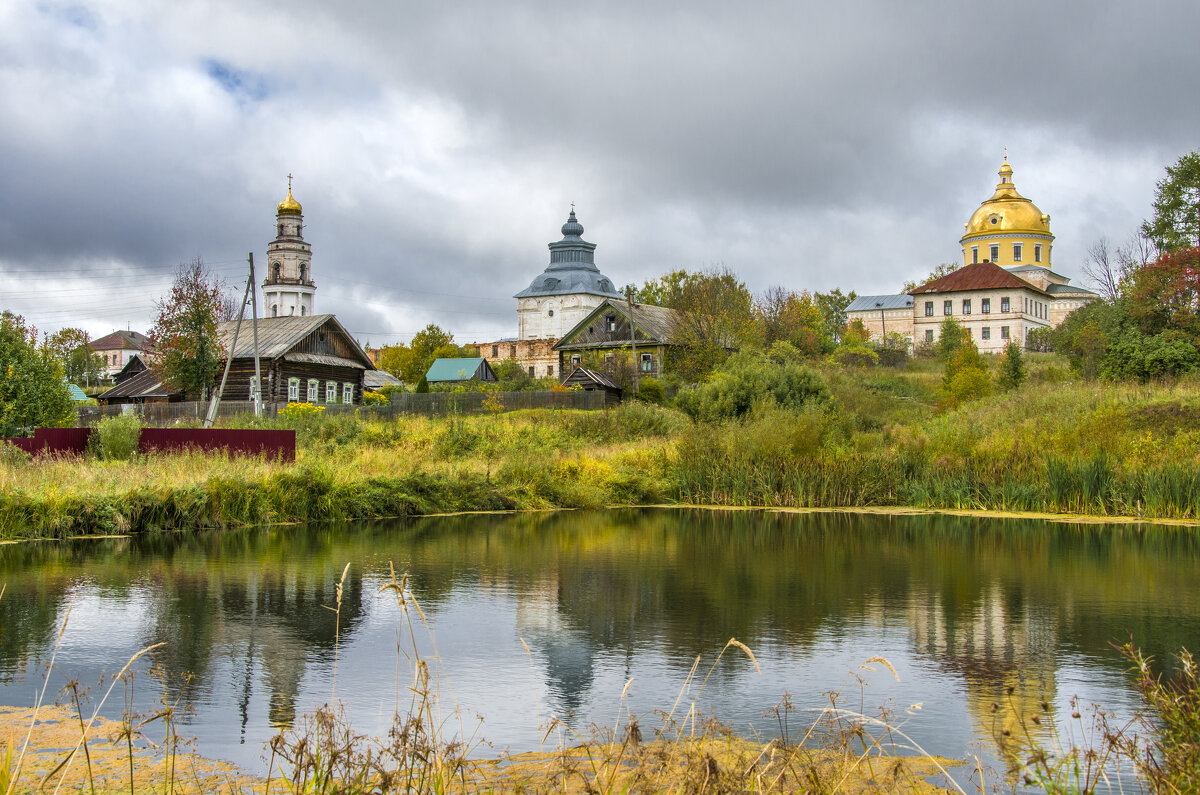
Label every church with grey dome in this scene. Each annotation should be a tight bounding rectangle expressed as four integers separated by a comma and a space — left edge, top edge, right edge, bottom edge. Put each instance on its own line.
515, 210, 624, 343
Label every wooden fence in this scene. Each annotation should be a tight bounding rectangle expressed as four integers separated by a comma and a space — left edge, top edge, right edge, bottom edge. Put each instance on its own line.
73, 390, 605, 426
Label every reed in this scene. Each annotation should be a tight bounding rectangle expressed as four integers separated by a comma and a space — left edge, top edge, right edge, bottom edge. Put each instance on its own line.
3, 370, 1200, 537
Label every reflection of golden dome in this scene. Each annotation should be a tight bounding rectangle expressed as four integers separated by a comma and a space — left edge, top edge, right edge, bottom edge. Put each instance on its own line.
277, 187, 302, 216
961, 159, 1050, 241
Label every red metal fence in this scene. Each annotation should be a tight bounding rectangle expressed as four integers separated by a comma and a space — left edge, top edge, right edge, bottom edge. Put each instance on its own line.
1, 427, 92, 455
1, 427, 294, 462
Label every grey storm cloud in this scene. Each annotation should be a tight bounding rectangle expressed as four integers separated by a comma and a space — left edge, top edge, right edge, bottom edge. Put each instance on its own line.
1, 0, 1198, 342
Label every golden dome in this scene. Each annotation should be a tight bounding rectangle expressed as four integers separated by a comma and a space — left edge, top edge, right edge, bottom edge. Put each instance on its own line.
277, 186, 302, 216
961, 159, 1051, 241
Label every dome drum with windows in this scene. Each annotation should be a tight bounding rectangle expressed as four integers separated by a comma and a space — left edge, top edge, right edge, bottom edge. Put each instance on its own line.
960, 157, 1053, 269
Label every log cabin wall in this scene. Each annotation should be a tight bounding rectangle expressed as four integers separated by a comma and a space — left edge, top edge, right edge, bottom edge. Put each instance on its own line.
218, 358, 366, 404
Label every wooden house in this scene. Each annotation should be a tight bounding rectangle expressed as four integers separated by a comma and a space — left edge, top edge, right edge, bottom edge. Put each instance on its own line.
560, 366, 623, 406
95, 368, 183, 406
112, 354, 148, 385
425, 357, 498, 385
553, 299, 679, 379
215, 314, 375, 405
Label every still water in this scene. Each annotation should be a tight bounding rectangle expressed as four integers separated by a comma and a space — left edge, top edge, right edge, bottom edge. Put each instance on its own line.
1, 509, 1198, 786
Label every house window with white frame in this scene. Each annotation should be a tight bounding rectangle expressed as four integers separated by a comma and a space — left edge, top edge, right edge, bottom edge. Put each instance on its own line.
1013, 243, 1023, 261
971, 246, 979, 264
307, 379, 318, 403
343, 383, 353, 404
570, 354, 581, 365
641, 353, 653, 372
925, 329, 934, 342
963, 299, 972, 315
981, 298, 991, 313
924, 301, 934, 317
288, 377, 300, 402
982, 327, 991, 340
326, 381, 337, 404
990, 244, 999, 262
944, 300, 953, 315
1034, 244, 1042, 262
1001, 296, 1010, 313
1001, 326, 1010, 339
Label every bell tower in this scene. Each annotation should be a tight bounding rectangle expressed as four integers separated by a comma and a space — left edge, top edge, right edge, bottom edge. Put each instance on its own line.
262, 175, 315, 317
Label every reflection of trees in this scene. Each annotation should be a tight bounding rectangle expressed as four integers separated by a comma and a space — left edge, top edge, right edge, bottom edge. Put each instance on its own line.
0, 528, 369, 729
2, 509, 1199, 741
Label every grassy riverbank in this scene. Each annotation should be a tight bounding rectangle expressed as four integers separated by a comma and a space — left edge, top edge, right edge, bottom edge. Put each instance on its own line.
3, 358, 1200, 536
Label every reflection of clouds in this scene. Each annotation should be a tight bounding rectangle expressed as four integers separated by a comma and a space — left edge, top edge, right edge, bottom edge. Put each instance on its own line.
514, 576, 595, 717
907, 581, 1058, 779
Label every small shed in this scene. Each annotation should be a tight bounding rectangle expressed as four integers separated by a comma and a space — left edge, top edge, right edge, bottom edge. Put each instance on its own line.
561, 366, 623, 406
425, 358, 497, 384
364, 369, 405, 390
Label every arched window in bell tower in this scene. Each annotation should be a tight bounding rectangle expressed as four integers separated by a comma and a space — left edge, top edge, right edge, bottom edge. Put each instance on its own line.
299, 263, 307, 282
278, 224, 284, 236
272, 262, 281, 281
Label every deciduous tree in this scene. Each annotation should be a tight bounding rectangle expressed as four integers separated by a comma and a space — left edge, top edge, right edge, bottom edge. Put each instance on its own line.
1127, 246, 1200, 341
813, 289, 856, 344
1, 311, 75, 436
42, 328, 102, 387
756, 286, 831, 357
147, 259, 229, 398
902, 263, 959, 293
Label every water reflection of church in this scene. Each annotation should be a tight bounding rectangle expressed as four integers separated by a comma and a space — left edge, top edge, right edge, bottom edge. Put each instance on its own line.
907, 580, 1059, 774
141, 561, 366, 734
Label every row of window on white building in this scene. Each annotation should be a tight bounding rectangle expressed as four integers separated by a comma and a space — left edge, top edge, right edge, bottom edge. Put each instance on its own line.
923, 326, 1014, 342
922, 296, 1047, 319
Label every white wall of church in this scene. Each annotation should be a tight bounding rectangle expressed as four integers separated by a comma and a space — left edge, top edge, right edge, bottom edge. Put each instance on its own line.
517, 294, 606, 340
912, 287, 1052, 352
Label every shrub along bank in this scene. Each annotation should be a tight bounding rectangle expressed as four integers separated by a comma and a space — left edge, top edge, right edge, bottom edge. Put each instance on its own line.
3, 359, 1200, 537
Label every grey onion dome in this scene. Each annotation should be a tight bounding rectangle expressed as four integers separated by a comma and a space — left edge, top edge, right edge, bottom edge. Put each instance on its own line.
513, 210, 625, 300
561, 209, 584, 238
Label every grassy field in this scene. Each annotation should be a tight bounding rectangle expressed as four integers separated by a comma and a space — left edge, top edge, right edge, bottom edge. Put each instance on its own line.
3, 355, 1200, 536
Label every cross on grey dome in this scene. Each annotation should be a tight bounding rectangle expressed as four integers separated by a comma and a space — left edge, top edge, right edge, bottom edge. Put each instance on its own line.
513, 210, 624, 300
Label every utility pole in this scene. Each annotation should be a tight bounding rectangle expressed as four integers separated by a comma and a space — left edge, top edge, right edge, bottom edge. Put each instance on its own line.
205, 271, 251, 428
249, 253, 262, 416
626, 286, 639, 395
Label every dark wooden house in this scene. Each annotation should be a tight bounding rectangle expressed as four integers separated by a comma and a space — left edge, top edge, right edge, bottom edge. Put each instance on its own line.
112, 354, 148, 385
560, 366, 623, 406
216, 314, 375, 405
553, 299, 679, 379
95, 367, 183, 406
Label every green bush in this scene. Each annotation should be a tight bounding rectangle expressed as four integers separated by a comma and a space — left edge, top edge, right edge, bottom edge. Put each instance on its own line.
676, 353, 831, 421
635, 378, 664, 404
93, 413, 142, 461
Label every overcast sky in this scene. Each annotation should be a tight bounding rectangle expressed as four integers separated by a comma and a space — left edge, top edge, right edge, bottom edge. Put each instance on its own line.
2, 0, 1198, 346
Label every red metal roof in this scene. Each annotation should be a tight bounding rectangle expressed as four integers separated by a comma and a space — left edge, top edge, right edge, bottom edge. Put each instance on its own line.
908, 262, 1048, 296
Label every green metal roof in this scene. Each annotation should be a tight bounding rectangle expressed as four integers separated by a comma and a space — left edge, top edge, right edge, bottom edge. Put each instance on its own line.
425, 358, 487, 382
66, 383, 90, 402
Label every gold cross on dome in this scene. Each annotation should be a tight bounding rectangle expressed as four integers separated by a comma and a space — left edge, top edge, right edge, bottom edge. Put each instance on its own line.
287, 173, 293, 191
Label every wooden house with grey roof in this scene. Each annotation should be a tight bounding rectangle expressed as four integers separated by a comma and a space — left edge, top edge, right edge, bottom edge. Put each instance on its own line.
215, 314, 375, 405
553, 299, 679, 380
